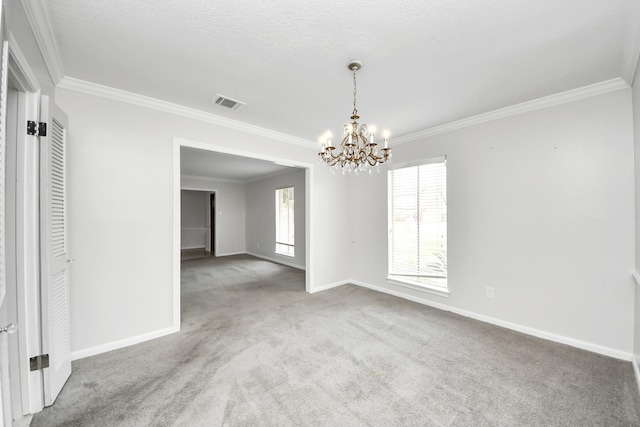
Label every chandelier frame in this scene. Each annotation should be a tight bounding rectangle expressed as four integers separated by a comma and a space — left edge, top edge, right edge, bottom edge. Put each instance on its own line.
318, 61, 391, 174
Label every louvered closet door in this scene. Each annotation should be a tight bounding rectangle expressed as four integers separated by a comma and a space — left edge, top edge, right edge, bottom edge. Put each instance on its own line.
39, 97, 71, 406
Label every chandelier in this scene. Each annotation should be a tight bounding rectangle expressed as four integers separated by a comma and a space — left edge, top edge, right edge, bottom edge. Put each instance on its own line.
318, 61, 391, 174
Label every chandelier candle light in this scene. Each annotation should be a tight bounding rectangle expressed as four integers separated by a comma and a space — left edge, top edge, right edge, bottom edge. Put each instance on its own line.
318, 61, 392, 174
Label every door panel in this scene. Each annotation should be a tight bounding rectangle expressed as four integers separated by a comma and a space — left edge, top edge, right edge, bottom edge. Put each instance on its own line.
39, 98, 71, 406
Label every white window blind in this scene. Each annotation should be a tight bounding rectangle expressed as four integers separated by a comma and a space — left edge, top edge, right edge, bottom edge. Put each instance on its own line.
388, 158, 447, 290
275, 187, 295, 256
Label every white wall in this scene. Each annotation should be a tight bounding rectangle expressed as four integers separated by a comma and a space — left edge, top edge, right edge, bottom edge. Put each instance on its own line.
246, 168, 306, 269
350, 89, 635, 356
181, 176, 247, 256
180, 190, 208, 249
55, 88, 349, 355
633, 60, 640, 366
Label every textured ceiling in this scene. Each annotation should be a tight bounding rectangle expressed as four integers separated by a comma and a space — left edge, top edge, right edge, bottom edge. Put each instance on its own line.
43, 0, 636, 180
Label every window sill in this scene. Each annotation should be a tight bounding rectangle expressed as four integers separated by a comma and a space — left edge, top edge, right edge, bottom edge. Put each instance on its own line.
386, 277, 450, 297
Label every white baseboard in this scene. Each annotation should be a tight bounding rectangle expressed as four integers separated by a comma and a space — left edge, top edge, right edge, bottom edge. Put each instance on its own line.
71, 326, 178, 361
216, 251, 246, 257
308, 280, 350, 294
245, 251, 305, 270
69, 277, 635, 363
181, 246, 205, 250
350, 279, 633, 361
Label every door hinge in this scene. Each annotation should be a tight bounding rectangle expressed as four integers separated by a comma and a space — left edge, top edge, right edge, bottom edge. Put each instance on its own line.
30, 354, 50, 371
27, 120, 47, 137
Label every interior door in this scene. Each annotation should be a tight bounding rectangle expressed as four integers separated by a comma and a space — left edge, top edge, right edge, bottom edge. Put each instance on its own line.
39, 96, 71, 406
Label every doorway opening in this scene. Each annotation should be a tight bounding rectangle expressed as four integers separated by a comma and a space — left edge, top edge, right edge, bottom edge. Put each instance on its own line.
172, 138, 313, 331
180, 189, 216, 262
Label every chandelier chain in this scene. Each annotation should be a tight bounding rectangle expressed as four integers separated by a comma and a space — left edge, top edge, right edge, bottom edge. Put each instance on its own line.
352, 67, 358, 117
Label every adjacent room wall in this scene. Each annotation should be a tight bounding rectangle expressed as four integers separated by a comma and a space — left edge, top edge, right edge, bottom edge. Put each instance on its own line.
349, 89, 636, 357
180, 190, 208, 249
246, 168, 306, 269
181, 176, 247, 256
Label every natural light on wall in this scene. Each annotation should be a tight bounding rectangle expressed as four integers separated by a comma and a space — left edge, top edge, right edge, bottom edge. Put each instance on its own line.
275, 187, 295, 256
388, 157, 447, 295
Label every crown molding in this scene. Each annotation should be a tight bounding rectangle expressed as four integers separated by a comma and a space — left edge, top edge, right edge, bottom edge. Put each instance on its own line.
20, 0, 64, 84
58, 74, 629, 151
621, 1, 640, 85
57, 77, 317, 148
392, 78, 630, 145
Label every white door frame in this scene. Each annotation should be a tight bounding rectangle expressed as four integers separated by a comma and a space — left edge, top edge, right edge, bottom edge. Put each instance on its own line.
206, 191, 215, 254
6, 31, 45, 416
172, 137, 314, 331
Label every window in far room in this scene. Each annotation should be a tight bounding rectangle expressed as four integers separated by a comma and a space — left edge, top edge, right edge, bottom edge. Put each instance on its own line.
388, 157, 447, 295
275, 187, 295, 256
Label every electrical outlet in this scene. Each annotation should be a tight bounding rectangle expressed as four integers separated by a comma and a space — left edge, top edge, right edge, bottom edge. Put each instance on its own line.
485, 287, 495, 298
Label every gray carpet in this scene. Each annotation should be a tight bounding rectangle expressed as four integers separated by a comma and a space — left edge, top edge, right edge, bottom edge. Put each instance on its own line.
31, 254, 640, 426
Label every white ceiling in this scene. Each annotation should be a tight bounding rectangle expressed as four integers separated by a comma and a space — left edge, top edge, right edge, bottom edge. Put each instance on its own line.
41, 0, 638, 179
181, 147, 293, 183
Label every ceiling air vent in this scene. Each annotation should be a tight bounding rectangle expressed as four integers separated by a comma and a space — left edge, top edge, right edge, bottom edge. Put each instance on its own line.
211, 94, 246, 111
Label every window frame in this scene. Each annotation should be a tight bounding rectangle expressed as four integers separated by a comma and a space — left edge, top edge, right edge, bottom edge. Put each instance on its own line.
387, 156, 449, 297
275, 186, 295, 257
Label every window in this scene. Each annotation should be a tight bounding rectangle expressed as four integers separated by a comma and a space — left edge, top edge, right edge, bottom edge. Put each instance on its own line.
275, 187, 295, 256
388, 157, 447, 294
